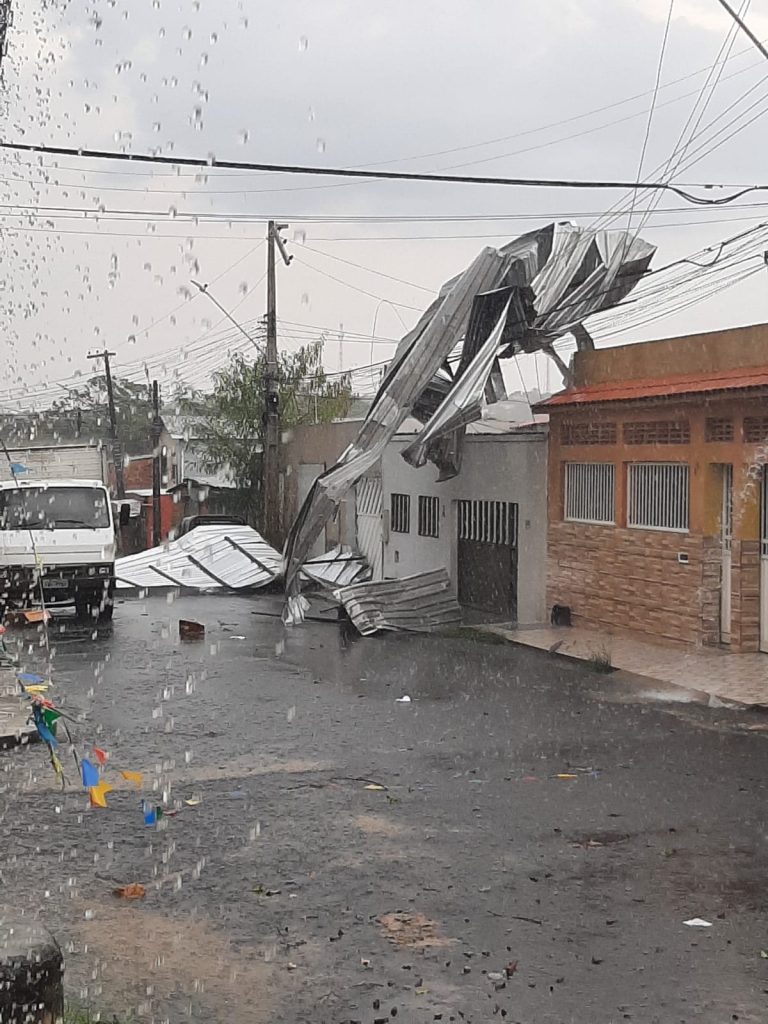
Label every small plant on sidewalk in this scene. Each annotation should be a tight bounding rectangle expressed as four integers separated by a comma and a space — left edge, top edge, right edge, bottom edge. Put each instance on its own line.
588, 645, 613, 673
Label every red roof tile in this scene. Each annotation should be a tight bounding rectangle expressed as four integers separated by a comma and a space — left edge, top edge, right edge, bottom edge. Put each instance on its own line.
538, 364, 768, 408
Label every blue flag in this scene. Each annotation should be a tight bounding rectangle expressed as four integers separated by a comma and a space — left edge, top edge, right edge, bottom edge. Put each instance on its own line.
9, 463, 29, 476
17, 672, 45, 684
142, 800, 157, 826
80, 758, 100, 788
31, 705, 58, 748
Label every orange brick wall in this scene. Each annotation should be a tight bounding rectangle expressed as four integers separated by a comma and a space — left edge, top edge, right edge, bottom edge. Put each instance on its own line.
545, 392, 767, 652
547, 523, 720, 644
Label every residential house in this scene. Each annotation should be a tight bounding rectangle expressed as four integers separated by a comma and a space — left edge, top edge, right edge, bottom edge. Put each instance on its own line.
536, 321, 768, 652
379, 427, 548, 623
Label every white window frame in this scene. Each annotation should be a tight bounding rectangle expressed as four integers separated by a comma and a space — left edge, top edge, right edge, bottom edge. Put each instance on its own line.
564, 462, 615, 525
627, 461, 689, 533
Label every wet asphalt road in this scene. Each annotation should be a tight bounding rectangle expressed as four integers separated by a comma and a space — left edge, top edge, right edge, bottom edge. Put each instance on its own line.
1, 592, 768, 1024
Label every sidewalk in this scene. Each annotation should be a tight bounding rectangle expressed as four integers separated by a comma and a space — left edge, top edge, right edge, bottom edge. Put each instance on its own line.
478, 622, 768, 707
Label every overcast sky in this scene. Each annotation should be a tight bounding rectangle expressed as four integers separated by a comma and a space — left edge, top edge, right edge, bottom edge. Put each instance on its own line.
1, 0, 767, 406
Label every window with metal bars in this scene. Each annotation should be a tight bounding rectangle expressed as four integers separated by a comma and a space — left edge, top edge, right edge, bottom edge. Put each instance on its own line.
417, 495, 439, 538
624, 420, 690, 445
744, 416, 768, 443
564, 463, 615, 524
390, 493, 410, 534
560, 421, 617, 446
705, 417, 734, 443
457, 500, 518, 546
627, 462, 689, 532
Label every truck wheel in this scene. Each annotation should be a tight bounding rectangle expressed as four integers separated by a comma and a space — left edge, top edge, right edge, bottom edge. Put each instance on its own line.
97, 600, 114, 624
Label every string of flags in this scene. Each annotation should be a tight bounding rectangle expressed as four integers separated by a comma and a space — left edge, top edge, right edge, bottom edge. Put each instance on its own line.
16, 673, 175, 826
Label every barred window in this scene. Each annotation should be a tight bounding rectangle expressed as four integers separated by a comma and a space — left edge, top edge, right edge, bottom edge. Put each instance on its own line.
564, 463, 615, 524
624, 420, 690, 445
391, 493, 410, 533
627, 462, 689, 532
418, 495, 439, 538
705, 417, 734, 443
561, 421, 617, 446
458, 500, 518, 545
744, 416, 768, 443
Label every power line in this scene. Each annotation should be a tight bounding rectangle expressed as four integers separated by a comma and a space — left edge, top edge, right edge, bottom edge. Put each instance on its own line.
627, 0, 675, 237
0, 140, 762, 204
716, 0, 768, 60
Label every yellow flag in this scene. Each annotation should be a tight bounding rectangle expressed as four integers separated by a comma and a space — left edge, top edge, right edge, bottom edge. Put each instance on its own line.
120, 770, 143, 788
24, 684, 49, 694
89, 781, 113, 808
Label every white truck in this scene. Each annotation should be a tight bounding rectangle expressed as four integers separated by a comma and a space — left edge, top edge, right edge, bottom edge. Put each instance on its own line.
0, 445, 128, 622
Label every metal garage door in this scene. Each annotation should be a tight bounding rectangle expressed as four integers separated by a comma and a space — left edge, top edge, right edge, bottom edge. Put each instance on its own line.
355, 476, 383, 581
457, 499, 518, 620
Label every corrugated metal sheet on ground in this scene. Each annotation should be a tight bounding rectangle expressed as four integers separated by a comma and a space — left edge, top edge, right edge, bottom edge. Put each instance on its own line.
301, 547, 370, 589
538, 365, 768, 408
115, 525, 282, 590
333, 567, 462, 635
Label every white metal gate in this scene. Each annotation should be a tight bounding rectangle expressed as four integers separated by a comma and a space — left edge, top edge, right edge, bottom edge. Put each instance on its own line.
355, 476, 383, 581
720, 464, 732, 644
297, 464, 326, 558
761, 469, 768, 653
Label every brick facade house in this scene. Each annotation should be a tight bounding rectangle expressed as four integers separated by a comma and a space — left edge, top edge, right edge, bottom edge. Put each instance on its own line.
536, 323, 768, 653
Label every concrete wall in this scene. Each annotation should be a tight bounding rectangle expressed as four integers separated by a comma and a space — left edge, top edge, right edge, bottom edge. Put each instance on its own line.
574, 322, 768, 386
280, 420, 363, 549
381, 430, 548, 625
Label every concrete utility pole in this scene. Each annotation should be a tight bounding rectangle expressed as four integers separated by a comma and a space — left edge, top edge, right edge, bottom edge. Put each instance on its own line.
87, 348, 125, 499
263, 220, 292, 546
151, 379, 162, 548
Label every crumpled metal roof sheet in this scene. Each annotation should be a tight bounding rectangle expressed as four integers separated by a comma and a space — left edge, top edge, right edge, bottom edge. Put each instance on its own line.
116, 525, 282, 590
333, 567, 462, 636
116, 525, 369, 593
283, 223, 655, 621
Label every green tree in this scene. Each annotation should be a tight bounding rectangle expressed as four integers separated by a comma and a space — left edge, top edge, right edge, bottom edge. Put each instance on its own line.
47, 376, 157, 455
189, 342, 351, 524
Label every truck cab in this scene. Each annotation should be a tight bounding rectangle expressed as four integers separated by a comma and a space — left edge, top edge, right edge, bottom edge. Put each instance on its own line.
0, 478, 118, 622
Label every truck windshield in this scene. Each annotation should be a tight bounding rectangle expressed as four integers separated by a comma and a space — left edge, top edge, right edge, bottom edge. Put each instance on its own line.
0, 487, 111, 530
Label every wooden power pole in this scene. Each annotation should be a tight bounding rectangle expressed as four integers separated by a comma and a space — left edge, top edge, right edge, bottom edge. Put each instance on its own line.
263, 220, 291, 546
87, 349, 125, 499
151, 379, 162, 547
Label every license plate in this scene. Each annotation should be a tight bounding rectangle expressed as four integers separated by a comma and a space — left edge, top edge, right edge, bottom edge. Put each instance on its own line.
43, 579, 69, 590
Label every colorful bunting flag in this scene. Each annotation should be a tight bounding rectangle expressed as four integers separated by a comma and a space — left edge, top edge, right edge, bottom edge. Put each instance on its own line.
32, 706, 58, 748
17, 672, 45, 684
120, 770, 143, 788
92, 746, 108, 766
80, 758, 100, 788
142, 801, 157, 826
41, 708, 61, 730
89, 781, 113, 808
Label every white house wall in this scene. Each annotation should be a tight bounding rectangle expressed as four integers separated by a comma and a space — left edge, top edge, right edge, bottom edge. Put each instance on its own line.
380, 432, 547, 625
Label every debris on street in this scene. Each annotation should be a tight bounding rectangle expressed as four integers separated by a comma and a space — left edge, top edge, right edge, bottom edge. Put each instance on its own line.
113, 883, 146, 900
179, 619, 205, 641
683, 918, 713, 928
395, 696, 412, 704
333, 567, 461, 635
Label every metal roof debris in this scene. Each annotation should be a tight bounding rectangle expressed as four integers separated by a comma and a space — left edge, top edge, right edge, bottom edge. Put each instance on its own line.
116, 525, 368, 592
333, 567, 462, 636
283, 223, 655, 621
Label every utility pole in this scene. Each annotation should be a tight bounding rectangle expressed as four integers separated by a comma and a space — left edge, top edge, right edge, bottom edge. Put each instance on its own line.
264, 220, 292, 546
87, 348, 125, 499
151, 379, 162, 548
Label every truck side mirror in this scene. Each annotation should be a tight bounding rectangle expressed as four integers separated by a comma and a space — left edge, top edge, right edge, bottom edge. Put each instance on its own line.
119, 503, 131, 527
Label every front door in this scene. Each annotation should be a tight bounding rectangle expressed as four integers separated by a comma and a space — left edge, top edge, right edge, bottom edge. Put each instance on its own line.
720, 465, 732, 644
457, 499, 518, 621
